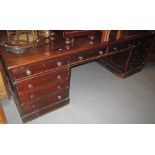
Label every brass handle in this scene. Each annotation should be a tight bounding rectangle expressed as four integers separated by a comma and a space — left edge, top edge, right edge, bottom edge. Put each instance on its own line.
57, 95, 62, 100
99, 51, 103, 55
58, 48, 63, 52
57, 85, 62, 90
26, 69, 31, 76
30, 94, 34, 99
78, 56, 83, 61
57, 61, 62, 67
28, 84, 33, 89
32, 105, 35, 109
113, 47, 118, 50
57, 75, 61, 80
21, 102, 25, 106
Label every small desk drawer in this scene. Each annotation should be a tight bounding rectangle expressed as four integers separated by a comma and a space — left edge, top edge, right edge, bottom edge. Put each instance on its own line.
11, 56, 69, 81
18, 78, 69, 103
70, 47, 107, 65
14, 68, 70, 93
20, 89, 69, 115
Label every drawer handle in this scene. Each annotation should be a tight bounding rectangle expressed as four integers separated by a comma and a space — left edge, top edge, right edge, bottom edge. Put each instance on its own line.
57, 61, 62, 67
78, 56, 84, 61
30, 94, 34, 99
113, 47, 118, 51
57, 95, 62, 100
99, 51, 103, 55
21, 102, 25, 106
28, 84, 33, 89
32, 105, 35, 109
57, 75, 61, 80
26, 69, 31, 76
57, 85, 62, 90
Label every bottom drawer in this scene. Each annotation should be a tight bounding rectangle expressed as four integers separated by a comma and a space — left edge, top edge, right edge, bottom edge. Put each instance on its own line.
20, 89, 69, 115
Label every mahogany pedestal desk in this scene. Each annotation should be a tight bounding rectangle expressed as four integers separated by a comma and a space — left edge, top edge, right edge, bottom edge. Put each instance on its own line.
0, 32, 153, 122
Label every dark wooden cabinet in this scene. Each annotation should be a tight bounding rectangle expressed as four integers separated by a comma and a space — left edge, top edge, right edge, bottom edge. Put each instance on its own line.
100, 34, 153, 78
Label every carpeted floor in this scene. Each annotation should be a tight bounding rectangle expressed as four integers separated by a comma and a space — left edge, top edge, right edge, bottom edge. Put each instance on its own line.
2, 61, 155, 124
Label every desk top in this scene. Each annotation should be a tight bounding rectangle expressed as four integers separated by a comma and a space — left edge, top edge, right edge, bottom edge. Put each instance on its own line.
0, 32, 153, 70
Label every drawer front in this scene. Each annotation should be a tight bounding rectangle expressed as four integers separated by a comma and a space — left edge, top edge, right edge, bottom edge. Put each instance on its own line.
14, 68, 70, 93
71, 47, 107, 65
18, 78, 69, 103
20, 89, 69, 115
11, 56, 69, 81
108, 40, 134, 54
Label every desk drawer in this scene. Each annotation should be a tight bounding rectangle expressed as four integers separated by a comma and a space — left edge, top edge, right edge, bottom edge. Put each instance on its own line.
18, 78, 69, 103
14, 68, 70, 93
11, 56, 69, 81
71, 47, 107, 65
20, 89, 69, 115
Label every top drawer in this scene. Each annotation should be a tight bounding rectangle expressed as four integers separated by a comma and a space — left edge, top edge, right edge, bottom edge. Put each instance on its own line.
70, 46, 107, 65
10, 56, 69, 81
